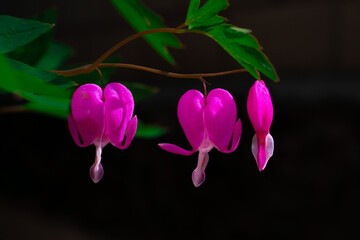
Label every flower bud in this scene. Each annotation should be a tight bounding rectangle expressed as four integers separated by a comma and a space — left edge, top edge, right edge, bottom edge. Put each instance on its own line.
247, 80, 274, 171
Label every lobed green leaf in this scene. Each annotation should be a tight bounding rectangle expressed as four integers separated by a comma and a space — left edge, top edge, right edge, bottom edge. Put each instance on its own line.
186, 0, 200, 21
186, 0, 228, 29
184, 1, 278, 81
205, 24, 278, 81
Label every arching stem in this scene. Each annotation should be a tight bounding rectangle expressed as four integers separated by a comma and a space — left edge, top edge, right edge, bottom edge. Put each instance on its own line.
51, 63, 247, 80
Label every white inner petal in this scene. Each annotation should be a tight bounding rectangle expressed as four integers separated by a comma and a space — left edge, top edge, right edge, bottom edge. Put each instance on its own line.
251, 134, 258, 164
251, 133, 274, 170
264, 133, 274, 169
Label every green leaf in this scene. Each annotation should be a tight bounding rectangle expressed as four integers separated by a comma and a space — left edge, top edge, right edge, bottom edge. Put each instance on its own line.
231, 45, 277, 80
35, 41, 71, 70
186, 0, 200, 20
0, 52, 21, 92
206, 24, 256, 47
202, 24, 278, 81
111, 0, 182, 65
7, 58, 74, 88
19, 90, 70, 119
184, 1, 278, 81
188, 15, 226, 31
136, 120, 165, 138
185, 0, 228, 29
7, 9, 71, 70
0, 15, 53, 54
7, 9, 58, 66
0, 52, 71, 97
0, 52, 72, 118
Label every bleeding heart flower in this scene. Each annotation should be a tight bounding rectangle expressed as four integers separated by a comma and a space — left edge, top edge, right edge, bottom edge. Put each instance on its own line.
247, 80, 274, 171
159, 89, 242, 187
68, 83, 137, 183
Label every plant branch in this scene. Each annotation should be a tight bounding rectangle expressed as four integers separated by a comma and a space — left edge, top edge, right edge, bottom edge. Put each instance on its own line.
52, 63, 247, 79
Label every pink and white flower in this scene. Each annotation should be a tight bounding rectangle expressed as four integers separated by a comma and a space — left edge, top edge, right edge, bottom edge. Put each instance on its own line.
68, 83, 137, 183
159, 89, 242, 187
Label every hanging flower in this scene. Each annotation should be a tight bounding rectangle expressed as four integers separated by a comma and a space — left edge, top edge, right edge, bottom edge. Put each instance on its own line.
68, 83, 137, 183
247, 80, 274, 171
159, 89, 242, 187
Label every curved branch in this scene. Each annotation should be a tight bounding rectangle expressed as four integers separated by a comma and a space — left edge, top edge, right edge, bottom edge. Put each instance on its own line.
51, 63, 247, 79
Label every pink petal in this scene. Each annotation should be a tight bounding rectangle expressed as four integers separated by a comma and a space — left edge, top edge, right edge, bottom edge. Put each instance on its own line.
247, 80, 273, 134
89, 143, 105, 183
192, 152, 209, 187
204, 89, 238, 152
70, 84, 104, 146
114, 116, 138, 150
177, 90, 206, 151
104, 83, 135, 146
251, 133, 274, 171
158, 143, 195, 156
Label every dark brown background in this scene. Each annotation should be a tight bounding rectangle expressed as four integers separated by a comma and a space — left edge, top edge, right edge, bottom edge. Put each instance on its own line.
1, 0, 360, 239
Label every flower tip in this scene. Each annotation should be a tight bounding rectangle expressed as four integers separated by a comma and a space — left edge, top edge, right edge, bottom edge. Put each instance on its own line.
257, 163, 266, 172
157, 143, 170, 152
251, 133, 274, 172
192, 169, 206, 187
89, 162, 104, 183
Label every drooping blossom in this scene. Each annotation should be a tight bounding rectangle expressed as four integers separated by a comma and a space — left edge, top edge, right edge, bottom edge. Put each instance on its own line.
247, 80, 274, 171
159, 89, 242, 187
68, 83, 137, 183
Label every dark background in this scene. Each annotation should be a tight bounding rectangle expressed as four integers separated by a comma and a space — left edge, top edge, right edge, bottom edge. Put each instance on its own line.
1, 0, 360, 239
